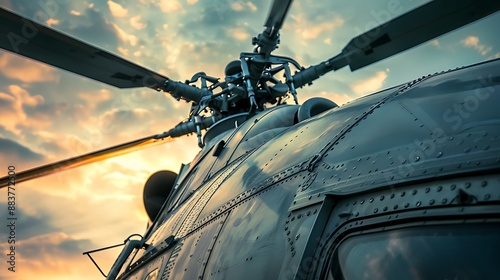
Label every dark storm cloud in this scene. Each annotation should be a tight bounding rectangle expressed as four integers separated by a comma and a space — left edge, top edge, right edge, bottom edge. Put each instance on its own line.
177, 0, 263, 42
0, 201, 56, 240
65, 8, 121, 52
0, 137, 45, 162
17, 233, 92, 259
3, 0, 121, 54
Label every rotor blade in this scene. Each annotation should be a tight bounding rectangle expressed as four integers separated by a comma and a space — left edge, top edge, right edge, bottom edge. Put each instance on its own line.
0, 7, 168, 89
264, 0, 293, 34
0, 135, 173, 189
292, 0, 500, 88
342, 0, 500, 71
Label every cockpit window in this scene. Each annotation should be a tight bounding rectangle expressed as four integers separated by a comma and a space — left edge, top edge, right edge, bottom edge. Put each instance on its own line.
326, 224, 500, 280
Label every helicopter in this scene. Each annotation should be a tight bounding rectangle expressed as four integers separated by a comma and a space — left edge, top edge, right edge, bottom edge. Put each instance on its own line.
1, 0, 500, 279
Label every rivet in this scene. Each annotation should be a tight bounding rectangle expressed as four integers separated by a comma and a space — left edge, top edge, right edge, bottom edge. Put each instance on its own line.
291, 216, 295, 221
404, 203, 409, 208
313, 209, 318, 214
383, 206, 388, 211
390, 193, 395, 199
484, 194, 491, 200
464, 147, 471, 153
374, 208, 378, 213
436, 152, 443, 158
287, 231, 291, 236
412, 190, 417, 195
380, 195, 385, 201
401, 191, 406, 197
451, 184, 456, 190
360, 199, 365, 204
429, 199, 435, 205
297, 214, 302, 219
295, 234, 300, 240
481, 181, 487, 187
369, 198, 374, 203
393, 205, 398, 210
437, 186, 442, 192
425, 188, 430, 193
465, 182, 471, 189
354, 212, 359, 217
415, 156, 420, 162
416, 201, 421, 207
442, 198, 448, 204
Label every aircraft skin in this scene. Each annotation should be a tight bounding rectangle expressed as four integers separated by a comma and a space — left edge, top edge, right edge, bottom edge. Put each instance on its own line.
114, 58, 500, 280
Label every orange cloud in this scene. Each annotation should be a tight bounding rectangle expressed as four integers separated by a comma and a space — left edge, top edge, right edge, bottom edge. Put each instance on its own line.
0, 85, 48, 135
226, 27, 251, 41
462, 36, 492, 56
130, 15, 147, 30
158, 0, 183, 13
108, 0, 129, 18
0, 52, 59, 83
113, 23, 139, 46
289, 14, 344, 40
0, 232, 103, 280
350, 70, 388, 95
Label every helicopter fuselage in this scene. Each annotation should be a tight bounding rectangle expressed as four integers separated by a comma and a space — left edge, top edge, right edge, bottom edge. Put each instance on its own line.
115, 58, 500, 280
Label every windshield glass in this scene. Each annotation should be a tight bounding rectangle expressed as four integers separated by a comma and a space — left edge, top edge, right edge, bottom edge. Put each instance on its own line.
328, 224, 500, 280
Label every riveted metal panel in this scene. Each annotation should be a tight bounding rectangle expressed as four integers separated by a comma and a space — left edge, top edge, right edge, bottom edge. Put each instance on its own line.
202, 172, 304, 279
279, 198, 334, 280
160, 212, 229, 280
290, 59, 500, 208
308, 173, 500, 279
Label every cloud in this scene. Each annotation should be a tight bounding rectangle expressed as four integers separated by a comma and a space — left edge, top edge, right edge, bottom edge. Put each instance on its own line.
462, 36, 492, 56
61, 8, 122, 53
0, 137, 45, 163
488, 52, 500, 60
350, 70, 388, 95
113, 23, 139, 46
77, 89, 113, 110
108, 0, 129, 18
158, 0, 183, 13
0, 52, 59, 83
0, 85, 49, 135
429, 39, 440, 48
226, 27, 251, 41
46, 18, 60, 26
231, 2, 257, 12
0, 201, 55, 239
0, 232, 99, 280
130, 15, 147, 30
299, 17, 344, 39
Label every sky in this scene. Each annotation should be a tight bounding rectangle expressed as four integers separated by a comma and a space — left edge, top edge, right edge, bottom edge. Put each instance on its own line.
0, 0, 498, 279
